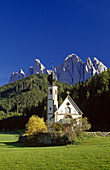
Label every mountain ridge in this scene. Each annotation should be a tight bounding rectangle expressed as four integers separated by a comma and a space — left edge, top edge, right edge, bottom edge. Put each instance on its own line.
9, 53, 107, 85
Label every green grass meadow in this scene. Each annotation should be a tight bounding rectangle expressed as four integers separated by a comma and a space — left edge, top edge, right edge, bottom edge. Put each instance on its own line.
0, 133, 110, 170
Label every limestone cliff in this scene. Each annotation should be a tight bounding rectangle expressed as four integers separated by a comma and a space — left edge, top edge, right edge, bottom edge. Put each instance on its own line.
9, 54, 107, 85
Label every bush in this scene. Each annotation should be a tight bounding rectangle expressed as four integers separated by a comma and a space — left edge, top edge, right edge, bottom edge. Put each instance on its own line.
50, 122, 65, 132
25, 115, 47, 136
49, 117, 91, 143
82, 117, 91, 131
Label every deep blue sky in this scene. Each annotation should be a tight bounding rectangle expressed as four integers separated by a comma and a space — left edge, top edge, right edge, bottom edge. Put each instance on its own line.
0, 0, 110, 86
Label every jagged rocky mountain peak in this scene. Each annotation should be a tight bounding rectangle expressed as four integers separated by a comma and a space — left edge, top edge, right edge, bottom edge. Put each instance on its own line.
9, 69, 25, 83
35, 59, 40, 62
93, 57, 107, 73
65, 53, 82, 63
86, 57, 92, 64
34, 58, 47, 74
85, 57, 94, 70
18, 69, 25, 74
93, 57, 105, 66
26, 66, 34, 77
9, 54, 108, 85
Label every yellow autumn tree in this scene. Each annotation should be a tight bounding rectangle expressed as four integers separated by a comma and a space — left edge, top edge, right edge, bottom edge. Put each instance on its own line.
25, 115, 47, 136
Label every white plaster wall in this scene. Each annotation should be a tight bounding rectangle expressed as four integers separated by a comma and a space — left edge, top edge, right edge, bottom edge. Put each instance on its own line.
53, 86, 58, 109
56, 114, 81, 123
47, 86, 58, 110
58, 97, 79, 115
55, 97, 82, 122
47, 86, 58, 121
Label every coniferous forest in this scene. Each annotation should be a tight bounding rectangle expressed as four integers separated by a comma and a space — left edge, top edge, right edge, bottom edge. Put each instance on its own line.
0, 69, 110, 131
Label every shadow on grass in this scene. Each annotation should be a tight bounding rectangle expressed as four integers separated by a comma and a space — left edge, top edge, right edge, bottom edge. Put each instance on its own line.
1, 141, 28, 148
2, 141, 68, 148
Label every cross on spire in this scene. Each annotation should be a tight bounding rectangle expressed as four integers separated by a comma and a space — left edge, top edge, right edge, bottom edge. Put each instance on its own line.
51, 61, 54, 71
66, 90, 70, 95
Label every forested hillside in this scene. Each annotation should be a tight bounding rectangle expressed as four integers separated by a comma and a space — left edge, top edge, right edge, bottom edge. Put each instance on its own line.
0, 73, 72, 131
70, 68, 110, 131
0, 69, 110, 131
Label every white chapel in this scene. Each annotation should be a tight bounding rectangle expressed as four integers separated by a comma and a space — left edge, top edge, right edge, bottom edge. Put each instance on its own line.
47, 70, 83, 125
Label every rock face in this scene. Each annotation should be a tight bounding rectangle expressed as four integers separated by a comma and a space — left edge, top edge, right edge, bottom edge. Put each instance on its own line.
55, 54, 107, 85
9, 69, 25, 83
26, 59, 48, 77
93, 57, 107, 73
33, 59, 48, 74
26, 66, 34, 77
9, 54, 107, 85
55, 54, 83, 85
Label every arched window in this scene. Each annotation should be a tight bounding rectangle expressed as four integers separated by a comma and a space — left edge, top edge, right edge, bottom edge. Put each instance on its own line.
65, 107, 71, 113
65, 115, 72, 119
49, 89, 52, 94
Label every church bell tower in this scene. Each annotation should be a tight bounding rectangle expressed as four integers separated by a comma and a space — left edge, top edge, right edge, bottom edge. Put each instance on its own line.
47, 68, 58, 121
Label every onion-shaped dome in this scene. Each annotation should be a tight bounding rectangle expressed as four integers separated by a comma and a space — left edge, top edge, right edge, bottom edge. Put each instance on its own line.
47, 71, 57, 85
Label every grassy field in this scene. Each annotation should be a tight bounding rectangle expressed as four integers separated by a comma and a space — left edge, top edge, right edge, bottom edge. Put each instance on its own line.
0, 133, 110, 170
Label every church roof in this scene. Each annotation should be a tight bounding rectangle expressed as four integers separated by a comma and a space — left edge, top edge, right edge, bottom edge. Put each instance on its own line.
54, 95, 83, 115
